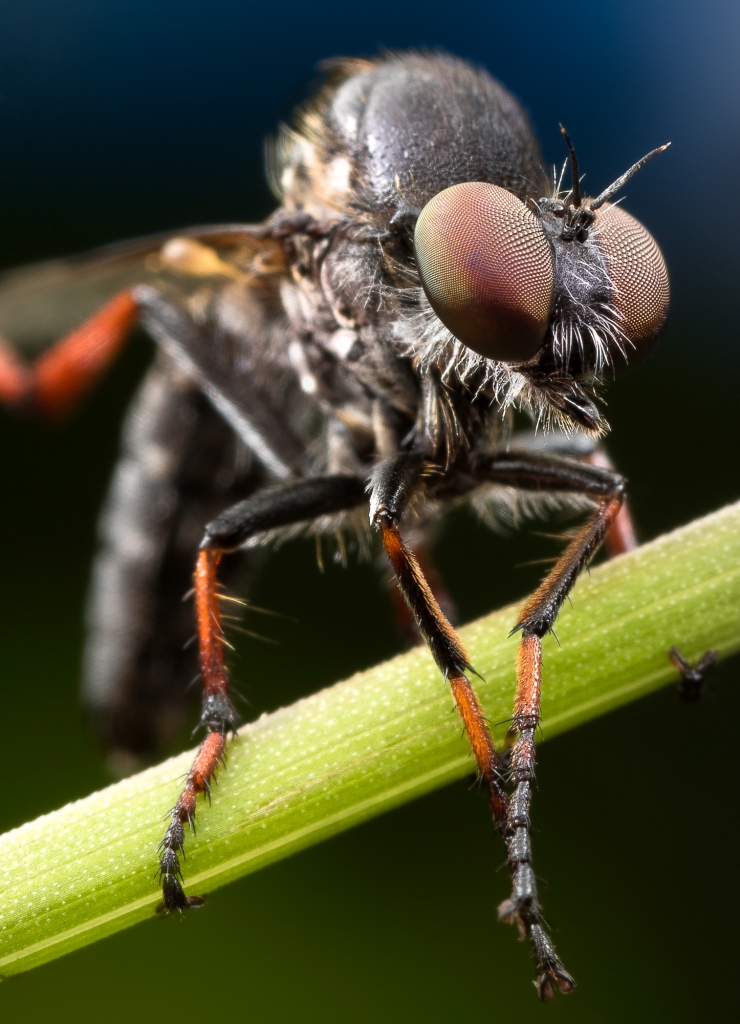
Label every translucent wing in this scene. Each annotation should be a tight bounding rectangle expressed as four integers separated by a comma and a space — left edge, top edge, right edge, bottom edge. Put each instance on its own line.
0, 223, 276, 353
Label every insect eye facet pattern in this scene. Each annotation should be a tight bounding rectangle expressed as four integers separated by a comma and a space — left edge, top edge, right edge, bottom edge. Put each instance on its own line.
0, 50, 683, 999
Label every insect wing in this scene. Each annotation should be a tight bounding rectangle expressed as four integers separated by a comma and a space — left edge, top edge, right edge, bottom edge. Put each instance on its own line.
0, 223, 276, 353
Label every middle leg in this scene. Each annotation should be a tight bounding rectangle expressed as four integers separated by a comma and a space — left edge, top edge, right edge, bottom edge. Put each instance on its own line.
156, 473, 368, 913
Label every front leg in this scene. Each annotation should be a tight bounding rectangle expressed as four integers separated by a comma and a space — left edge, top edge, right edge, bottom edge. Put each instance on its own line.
369, 453, 574, 998
156, 474, 368, 913
476, 451, 633, 995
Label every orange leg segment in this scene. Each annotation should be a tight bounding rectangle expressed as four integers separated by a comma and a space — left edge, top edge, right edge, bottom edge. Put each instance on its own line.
194, 548, 229, 701
0, 338, 32, 406
449, 673, 507, 825
389, 541, 457, 647
33, 290, 139, 417
377, 516, 508, 827
587, 450, 637, 555
157, 547, 239, 914
0, 289, 139, 418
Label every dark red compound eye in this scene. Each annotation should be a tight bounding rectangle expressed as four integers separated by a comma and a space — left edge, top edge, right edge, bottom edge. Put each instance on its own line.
594, 203, 669, 365
414, 182, 554, 363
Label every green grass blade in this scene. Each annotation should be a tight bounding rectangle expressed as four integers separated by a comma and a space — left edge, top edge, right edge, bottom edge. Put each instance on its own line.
0, 500, 738, 978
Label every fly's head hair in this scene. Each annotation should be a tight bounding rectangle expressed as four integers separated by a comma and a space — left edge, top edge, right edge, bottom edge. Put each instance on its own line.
411, 130, 671, 434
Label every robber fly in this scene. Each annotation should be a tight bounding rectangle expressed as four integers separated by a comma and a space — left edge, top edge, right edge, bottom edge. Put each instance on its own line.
0, 51, 687, 998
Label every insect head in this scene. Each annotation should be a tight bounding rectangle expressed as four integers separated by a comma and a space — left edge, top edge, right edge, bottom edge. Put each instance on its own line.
414, 130, 670, 384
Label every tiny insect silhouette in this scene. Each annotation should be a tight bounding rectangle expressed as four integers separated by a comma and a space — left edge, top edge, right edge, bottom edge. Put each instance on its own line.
0, 50, 709, 999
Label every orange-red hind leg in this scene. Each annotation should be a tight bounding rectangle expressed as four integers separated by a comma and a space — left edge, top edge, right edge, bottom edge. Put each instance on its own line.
0, 289, 138, 418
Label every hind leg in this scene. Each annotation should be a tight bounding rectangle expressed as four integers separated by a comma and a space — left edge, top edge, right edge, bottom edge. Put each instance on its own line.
0, 290, 138, 417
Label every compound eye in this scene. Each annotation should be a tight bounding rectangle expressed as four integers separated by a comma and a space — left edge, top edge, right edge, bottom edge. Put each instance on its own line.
594, 204, 669, 365
414, 182, 554, 363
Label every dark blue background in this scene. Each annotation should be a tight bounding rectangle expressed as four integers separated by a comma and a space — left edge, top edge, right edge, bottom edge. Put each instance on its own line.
0, 2, 738, 1021
3, 0, 739, 362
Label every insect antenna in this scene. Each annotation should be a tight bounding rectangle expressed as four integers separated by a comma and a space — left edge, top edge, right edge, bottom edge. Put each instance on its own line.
590, 142, 671, 210
559, 124, 582, 208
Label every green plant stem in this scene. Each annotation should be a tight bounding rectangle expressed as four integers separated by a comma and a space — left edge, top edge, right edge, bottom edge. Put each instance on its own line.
0, 501, 738, 978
